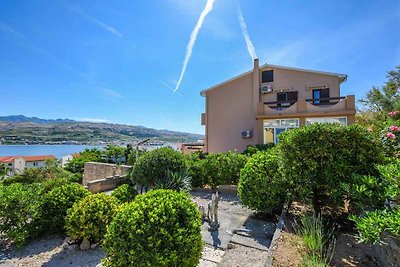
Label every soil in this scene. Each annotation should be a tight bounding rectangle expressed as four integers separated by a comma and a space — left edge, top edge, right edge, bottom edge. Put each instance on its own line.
219, 244, 268, 267
272, 231, 303, 267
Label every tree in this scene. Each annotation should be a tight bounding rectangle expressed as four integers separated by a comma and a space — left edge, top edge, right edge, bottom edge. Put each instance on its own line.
360, 66, 400, 113
0, 163, 9, 178
102, 144, 126, 164
64, 148, 102, 173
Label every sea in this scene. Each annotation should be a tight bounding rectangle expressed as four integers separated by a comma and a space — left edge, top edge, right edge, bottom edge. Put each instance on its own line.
0, 145, 103, 159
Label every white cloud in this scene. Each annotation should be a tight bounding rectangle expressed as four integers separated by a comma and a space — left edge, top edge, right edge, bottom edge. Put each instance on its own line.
75, 118, 110, 123
174, 0, 216, 92
0, 22, 23, 37
67, 4, 122, 38
237, 6, 257, 61
100, 88, 123, 98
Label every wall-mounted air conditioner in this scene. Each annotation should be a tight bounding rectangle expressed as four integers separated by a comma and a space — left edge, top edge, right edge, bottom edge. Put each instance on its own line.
261, 84, 273, 94
241, 129, 252, 139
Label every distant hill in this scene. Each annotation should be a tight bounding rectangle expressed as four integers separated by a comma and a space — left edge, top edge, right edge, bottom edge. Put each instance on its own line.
0, 115, 75, 124
0, 115, 203, 144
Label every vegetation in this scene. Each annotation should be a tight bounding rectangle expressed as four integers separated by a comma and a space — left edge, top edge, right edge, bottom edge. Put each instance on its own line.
238, 150, 285, 212
103, 189, 203, 267
277, 123, 384, 212
130, 147, 186, 188
153, 170, 192, 193
66, 193, 119, 243
242, 143, 275, 156
64, 148, 103, 174
296, 214, 335, 267
38, 183, 91, 234
111, 184, 138, 203
185, 151, 247, 188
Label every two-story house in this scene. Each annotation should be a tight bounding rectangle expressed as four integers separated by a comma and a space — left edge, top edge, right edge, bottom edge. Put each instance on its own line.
200, 59, 356, 153
0, 154, 56, 175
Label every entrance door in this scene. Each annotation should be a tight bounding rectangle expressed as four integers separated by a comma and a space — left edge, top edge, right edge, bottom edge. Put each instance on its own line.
274, 128, 286, 143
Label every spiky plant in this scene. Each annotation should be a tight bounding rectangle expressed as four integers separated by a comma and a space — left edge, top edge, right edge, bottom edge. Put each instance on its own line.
153, 170, 192, 193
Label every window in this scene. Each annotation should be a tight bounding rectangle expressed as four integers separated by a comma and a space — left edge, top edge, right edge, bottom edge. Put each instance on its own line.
277, 91, 298, 107
264, 119, 300, 144
312, 88, 330, 104
305, 117, 347, 126
33, 162, 38, 167
262, 70, 273, 83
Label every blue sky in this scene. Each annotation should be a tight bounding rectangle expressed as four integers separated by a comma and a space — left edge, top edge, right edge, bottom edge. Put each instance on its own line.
0, 0, 399, 134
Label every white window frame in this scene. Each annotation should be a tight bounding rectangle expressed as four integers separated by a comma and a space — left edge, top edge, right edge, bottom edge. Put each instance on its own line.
305, 117, 348, 126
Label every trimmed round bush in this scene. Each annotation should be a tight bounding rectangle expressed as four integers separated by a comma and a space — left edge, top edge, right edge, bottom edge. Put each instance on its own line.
103, 189, 203, 267
39, 183, 91, 234
111, 184, 138, 203
238, 151, 286, 212
131, 147, 186, 187
66, 193, 119, 242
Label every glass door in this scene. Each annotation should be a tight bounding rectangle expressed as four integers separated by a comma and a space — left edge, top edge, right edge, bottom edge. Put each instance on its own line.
274, 128, 286, 143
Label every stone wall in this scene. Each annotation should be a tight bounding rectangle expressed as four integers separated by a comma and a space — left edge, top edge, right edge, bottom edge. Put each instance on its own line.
83, 162, 132, 193
374, 235, 400, 266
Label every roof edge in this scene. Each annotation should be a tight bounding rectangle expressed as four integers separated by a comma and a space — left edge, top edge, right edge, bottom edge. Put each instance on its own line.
200, 70, 252, 96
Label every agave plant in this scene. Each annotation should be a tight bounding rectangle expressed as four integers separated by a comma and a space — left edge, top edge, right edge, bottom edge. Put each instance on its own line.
153, 170, 192, 193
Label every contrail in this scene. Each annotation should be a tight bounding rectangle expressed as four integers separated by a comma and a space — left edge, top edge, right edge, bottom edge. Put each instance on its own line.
237, 5, 257, 60
174, 0, 215, 92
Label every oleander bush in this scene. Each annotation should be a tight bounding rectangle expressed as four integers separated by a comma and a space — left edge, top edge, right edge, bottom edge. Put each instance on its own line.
238, 150, 286, 212
130, 147, 186, 188
66, 193, 119, 242
38, 183, 91, 234
111, 184, 138, 203
277, 123, 384, 212
103, 189, 203, 267
351, 208, 400, 244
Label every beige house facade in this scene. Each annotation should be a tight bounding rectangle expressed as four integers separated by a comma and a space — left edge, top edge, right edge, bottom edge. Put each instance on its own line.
201, 59, 356, 153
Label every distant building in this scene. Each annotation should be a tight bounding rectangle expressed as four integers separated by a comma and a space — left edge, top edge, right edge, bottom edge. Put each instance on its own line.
61, 153, 80, 167
0, 155, 56, 175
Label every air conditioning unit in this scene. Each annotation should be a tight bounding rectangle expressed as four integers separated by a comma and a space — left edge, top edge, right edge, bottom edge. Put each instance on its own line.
261, 84, 273, 94
241, 130, 252, 139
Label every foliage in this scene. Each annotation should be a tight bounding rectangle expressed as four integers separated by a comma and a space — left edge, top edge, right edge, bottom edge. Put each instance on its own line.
0, 183, 42, 246
64, 148, 102, 173
66, 193, 119, 242
277, 123, 384, 212
238, 150, 286, 212
111, 184, 138, 203
126, 148, 147, 166
38, 183, 91, 234
242, 143, 275, 156
1, 160, 77, 186
103, 189, 203, 267
130, 147, 186, 188
153, 170, 192, 193
350, 208, 400, 244
102, 144, 127, 164
0, 163, 9, 178
380, 124, 400, 158
296, 214, 335, 267
185, 151, 247, 188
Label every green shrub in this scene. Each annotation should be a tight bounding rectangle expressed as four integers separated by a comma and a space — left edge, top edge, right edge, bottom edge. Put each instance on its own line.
277, 123, 384, 211
111, 184, 138, 203
130, 147, 186, 188
0, 183, 42, 246
243, 143, 275, 156
39, 183, 90, 234
66, 193, 119, 242
238, 150, 286, 212
185, 151, 247, 189
64, 148, 103, 174
351, 208, 400, 244
153, 170, 192, 192
103, 189, 203, 267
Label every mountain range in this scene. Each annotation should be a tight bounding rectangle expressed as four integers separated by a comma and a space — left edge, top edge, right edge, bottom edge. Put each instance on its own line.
0, 115, 203, 144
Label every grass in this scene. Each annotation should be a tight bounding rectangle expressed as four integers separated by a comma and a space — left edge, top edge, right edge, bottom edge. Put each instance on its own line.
296, 213, 336, 267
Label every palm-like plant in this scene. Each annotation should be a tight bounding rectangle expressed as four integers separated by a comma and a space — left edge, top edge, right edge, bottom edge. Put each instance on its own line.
153, 170, 192, 193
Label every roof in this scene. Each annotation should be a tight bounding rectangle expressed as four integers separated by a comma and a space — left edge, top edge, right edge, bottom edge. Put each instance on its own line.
200, 63, 348, 96
22, 155, 56, 162
0, 156, 19, 163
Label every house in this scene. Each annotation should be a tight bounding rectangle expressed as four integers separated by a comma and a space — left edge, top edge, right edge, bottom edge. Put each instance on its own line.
61, 153, 80, 167
200, 59, 356, 153
0, 155, 56, 175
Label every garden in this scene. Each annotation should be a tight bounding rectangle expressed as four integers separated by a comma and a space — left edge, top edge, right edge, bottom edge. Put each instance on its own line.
0, 66, 399, 266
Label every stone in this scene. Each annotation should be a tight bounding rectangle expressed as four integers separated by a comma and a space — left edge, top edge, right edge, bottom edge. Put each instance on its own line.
68, 244, 79, 251
90, 241, 100, 250
199, 205, 206, 220
227, 243, 235, 249
80, 239, 91, 251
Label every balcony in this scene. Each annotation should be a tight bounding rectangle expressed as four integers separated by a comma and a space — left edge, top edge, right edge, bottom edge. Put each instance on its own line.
256, 95, 355, 119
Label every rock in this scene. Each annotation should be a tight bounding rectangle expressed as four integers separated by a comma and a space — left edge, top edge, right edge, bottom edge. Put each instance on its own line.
80, 239, 91, 251
90, 241, 100, 250
68, 244, 79, 251
227, 243, 235, 249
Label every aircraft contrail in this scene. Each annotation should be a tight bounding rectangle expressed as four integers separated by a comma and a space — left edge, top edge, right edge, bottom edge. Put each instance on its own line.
237, 5, 257, 60
174, 0, 216, 92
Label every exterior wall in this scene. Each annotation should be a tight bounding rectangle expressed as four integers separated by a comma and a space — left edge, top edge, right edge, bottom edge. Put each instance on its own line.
13, 157, 26, 174
83, 162, 131, 186
205, 73, 257, 153
61, 155, 73, 167
25, 160, 46, 168
259, 67, 341, 103
203, 62, 355, 153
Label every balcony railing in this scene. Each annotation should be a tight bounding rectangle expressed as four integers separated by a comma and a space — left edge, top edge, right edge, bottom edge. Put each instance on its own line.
257, 95, 355, 118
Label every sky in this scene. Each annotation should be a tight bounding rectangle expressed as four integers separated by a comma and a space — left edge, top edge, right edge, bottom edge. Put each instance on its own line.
0, 0, 399, 134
